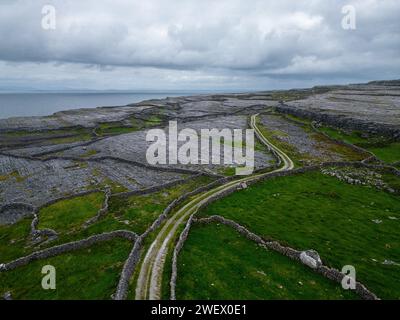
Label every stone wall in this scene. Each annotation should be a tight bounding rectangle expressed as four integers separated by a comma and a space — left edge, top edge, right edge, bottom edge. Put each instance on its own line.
31, 137, 106, 157
83, 187, 112, 227
0, 230, 137, 272
44, 155, 216, 177
113, 235, 143, 300
243, 161, 400, 190
30, 211, 58, 243
247, 115, 282, 168
276, 103, 400, 139
112, 174, 204, 198
170, 214, 195, 300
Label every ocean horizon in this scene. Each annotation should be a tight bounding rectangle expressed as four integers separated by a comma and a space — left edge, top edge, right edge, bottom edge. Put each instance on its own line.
0, 91, 222, 120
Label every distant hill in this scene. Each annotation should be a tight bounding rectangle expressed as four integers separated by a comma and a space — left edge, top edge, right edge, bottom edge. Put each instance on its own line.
368, 79, 400, 86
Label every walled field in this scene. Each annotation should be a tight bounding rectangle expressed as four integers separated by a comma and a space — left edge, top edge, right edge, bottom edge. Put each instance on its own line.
176, 223, 358, 300
195, 170, 400, 299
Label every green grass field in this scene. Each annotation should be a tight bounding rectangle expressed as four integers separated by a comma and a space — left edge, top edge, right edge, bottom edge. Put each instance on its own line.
96, 116, 163, 136
0, 238, 132, 300
38, 192, 105, 234
0, 175, 215, 299
197, 170, 400, 299
176, 223, 358, 299
0, 218, 32, 263
0, 176, 213, 263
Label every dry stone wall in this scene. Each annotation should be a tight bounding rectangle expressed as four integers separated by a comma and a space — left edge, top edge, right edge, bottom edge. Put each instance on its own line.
83, 187, 112, 228
0, 230, 137, 272
276, 103, 400, 139
30, 211, 58, 243
112, 174, 204, 198
170, 214, 195, 300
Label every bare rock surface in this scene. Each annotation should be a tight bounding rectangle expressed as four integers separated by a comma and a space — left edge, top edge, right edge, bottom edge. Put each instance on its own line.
1, 80, 399, 225
59, 115, 275, 173
0, 105, 154, 132
283, 82, 400, 137
0, 154, 189, 212
259, 114, 348, 162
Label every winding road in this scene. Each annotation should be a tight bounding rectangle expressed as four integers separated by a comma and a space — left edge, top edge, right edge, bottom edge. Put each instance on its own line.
135, 113, 294, 300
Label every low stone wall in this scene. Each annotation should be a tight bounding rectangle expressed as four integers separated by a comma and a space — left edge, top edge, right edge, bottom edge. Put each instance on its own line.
362, 155, 378, 164
113, 235, 143, 300
0, 124, 88, 135
0, 151, 39, 162
30, 212, 58, 243
321, 160, 400, 177
242, 161, 400, 190
0, 230, 137, 272
83, 187, 112, 227
32, 137, 106, 158
276, 103, 400, 139
170, 214, 195, 300
88, 156, 221, 177
112, 174, 204, 198
247, 115, 282, 167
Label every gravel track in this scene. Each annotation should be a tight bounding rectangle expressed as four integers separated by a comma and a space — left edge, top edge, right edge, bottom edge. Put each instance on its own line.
134, 114, 294, 300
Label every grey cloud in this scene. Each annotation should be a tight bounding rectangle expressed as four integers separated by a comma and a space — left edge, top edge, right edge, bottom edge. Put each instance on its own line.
0, 0, 399, 90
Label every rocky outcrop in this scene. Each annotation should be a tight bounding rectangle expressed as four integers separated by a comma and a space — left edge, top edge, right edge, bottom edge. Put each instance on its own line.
300, 250, 322, 269
0, 202, 36, 225
2, 291, 12, 300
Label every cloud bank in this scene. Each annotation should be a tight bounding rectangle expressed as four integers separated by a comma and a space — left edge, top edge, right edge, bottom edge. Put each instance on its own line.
0, 0, 399, 91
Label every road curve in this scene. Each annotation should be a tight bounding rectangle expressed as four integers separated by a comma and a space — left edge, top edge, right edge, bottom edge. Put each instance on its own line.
135, 113, 294, 300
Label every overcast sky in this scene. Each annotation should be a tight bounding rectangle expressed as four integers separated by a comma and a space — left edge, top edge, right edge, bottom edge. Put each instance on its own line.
0, 0, 399, 92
